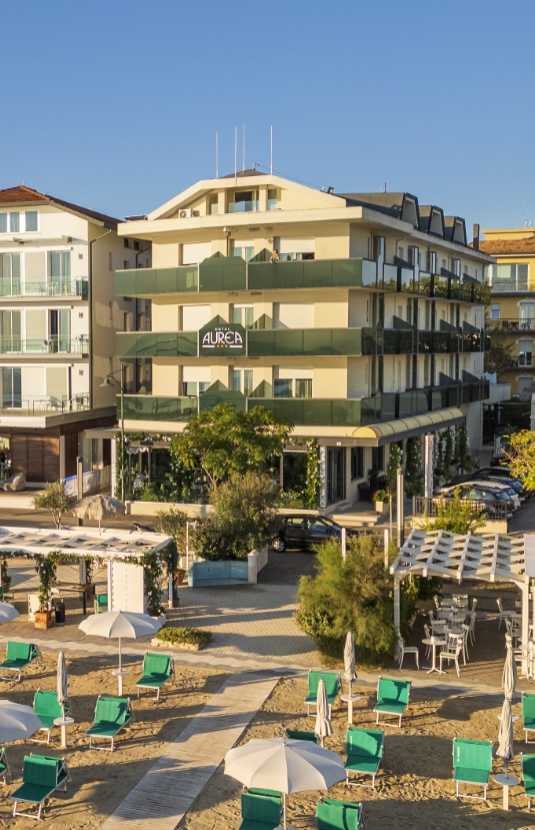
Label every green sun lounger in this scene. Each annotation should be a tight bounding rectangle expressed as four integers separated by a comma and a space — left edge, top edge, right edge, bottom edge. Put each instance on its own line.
135, 652, 173, 701
94, 594, 108, 614
9, 754, 70, 820
0, 642, 39, 682
345, 726, 384, 789
316, 797, 364, 830
86, 695, 132, 751
305, 671, 341, 716
523, 693, 535, 743
373, 677, 411, 728
32, 690, 70, 745
0, 747, 10, 784
521, 753, 535, 809
239, 790, 282, 830
452, 737, 493, 801
285, 728, 318, 743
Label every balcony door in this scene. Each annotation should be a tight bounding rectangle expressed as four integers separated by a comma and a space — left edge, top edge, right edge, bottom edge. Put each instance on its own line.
0, 311, 21, 352
49, 252, 70, 295
2, 368, 21, 408
49, 310, 70, 352
519, 302, 535, 330
518, 339, 533, 367
327, 447, 346, 505
0, 254, 20, 297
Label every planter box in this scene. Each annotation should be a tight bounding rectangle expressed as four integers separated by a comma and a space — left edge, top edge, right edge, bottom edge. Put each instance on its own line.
188, 559, 248, 587
34, 610, 53, 629
150, 636, 205, 652
375, 502, 387, 514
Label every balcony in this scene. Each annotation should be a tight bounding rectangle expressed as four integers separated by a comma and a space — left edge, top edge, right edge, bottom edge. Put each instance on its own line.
511, 354, 534, 369
227, 200, 259, 213
487, 279, 530, 294
121, 395, 198, 421
116, 266, 198, 297
248, 328, 364, 357
0, 335, 88, 355
116, 332, 197, 359
487, 318, 535, 332
0, 394, 90, 415
0, 278, 88, 299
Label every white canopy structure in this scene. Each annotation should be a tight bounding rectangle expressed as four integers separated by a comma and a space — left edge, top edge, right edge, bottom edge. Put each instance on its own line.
391, 529, 535, 672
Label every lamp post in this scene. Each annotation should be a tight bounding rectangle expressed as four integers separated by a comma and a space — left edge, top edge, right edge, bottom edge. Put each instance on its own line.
100, 365, 125, 502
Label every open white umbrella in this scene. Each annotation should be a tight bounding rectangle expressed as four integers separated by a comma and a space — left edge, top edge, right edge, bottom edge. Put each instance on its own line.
79, 611, 163, 694
315, 678, 333, 747
72, 494, 125, 531
497, 632, 517, 779
0, 700, 42, 743
225, 738, 345, 829
0, 602, 19, 623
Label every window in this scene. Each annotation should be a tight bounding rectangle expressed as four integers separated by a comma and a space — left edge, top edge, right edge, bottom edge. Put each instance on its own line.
398, 247, 404, 261
208, 194, 219, 215
279, 238, 315, 261
231, 369, 253, 395
0, 254, 20, 296
228, 190, 258, 213
2, 368, 21, 408
109, 253, 113, 271
520, 302, 535, 328
25, 211, 38, 232
490, 304, 500, 321
452, 258, 461, 277
427, 251, 437, 273
518, 339, 533, 367
9, 213, 19, 233
230, 240, 254, 262
231, 305, 254, 328
351, 447, 364, 480
134, 240, 140, 251
124, 260, 129, 270
124, 239, 130, 249
274, 377, 312, 398
0, 214, 6, 233
182, 366, 210, 396
267, 189, 279, 210
493, 263, 529, 287
0, 311, 21, 352
48, 309, 70, 352
408, 246, 419, 266
182, 380, 210, 396
49, 252, 71, 294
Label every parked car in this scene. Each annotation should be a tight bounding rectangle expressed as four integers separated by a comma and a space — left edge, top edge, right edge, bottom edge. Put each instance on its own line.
271, 514, 359, 552
450, 469, 526, 500
440, 485, 515, 519
474, 467, 529, 498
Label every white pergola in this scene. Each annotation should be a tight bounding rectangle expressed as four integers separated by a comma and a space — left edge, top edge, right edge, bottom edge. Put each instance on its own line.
391, 529, 535, 672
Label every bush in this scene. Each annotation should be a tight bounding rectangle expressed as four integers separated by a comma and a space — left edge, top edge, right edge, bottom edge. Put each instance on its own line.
295, 536, 398, 662
155, 626, 212, 649
34, 481, 76, 529
421, 488, 484, 534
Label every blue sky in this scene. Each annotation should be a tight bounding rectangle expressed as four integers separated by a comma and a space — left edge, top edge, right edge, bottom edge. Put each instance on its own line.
2, 1, 533, 233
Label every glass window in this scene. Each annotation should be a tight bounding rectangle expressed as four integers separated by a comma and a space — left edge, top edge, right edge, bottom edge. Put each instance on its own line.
208, 194, 218, 214
231, 369, 253, 395
267, 189, 279, 210
274, 379, 292, 397
25, 211, 38, 232
2, 367, 21, 408
0, 254, 20, 296
9, 213, 19, 233
351, 447, 364, 479
0, 214, 6, 233
490, 303, 500, 320
231, 305, 254, 328
295, 379, 312, 398
230, 241, 254, 262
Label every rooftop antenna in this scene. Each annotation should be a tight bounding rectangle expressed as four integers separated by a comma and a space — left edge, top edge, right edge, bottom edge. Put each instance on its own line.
234, 126, 237, 185
525, 206, 532, 228
215, 132, 219, 178
242, 124, 245, 172
270, 126, 273, 175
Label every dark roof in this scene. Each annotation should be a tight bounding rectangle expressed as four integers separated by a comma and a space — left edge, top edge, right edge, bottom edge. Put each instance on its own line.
0, 184, 120, 227
337, 191, 407, 218
479, 237, 535, 255
220, 168, 266, 179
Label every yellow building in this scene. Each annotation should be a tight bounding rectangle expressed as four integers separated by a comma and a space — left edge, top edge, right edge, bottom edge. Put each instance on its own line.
115, 171, 493, 506
480, 228, 535, 397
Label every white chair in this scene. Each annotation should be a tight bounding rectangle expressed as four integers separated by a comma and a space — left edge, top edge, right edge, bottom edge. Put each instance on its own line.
433, 595, 441, 612
428, 609, 435, 623
397, 635, 419, 670
439, 640, 463, 677
469, 609, 477, 646
461, 624, 471, 660
423, 624, 432, 659
471, 598, 478, 613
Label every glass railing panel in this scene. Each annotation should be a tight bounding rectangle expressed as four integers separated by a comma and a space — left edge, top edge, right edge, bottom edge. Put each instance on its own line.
418, 272, 432, 297
399, 330, 414, 353
360, 396, 378, 424
302, 329, 330, 355
361, 259, 378, 288
121, 395, 198, 421
382, 263, 398, 292
227, 200, 258, 213
428, 389, 445, 410
331, 328, 362, 355
331, 399, 362, 425
383, 330, 399, 354
248, 330, 274, 357
332, 258, 362, 287
415, 391, 428, 414
461, 384, 473, 404
446, 386, 460, 407
450, 279, 462, 300
432, 332, 450, 353
433, 275, 449, 298
302, 260, 333, 288
474, 282, 492, 303
199, 258, 246, 292
418, 331, 432, 353
116, 333, 139, 357
399, 267, 417, 294
398, 392, 414, 419
380, 393, 397, 422
273, 329, 304, 356
361, 328, 378, 355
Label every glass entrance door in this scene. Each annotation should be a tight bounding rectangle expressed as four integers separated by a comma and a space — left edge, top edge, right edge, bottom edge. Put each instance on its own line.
327, 447, 346, 505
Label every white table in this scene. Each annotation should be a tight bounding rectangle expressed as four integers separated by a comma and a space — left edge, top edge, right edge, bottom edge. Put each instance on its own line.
112, 669, 129, 696
494, 773, 518, 810
53, 716, 74, 749
422, 637, 446, 674
340, 693, 361, 724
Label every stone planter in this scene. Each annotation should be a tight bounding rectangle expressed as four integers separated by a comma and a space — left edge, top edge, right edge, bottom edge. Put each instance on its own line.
375, 501, 387, 514
34, 610, 53, 629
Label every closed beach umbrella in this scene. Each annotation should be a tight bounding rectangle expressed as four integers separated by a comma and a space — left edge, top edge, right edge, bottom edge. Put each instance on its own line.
57, 651, 68, 710
344, 631, 357, 696
497, 633, 516, 777
0, 602, 19, 623
315, 678, 333, 747
0, 701, 42, 743
503, 632, 517, 699
225, 737, 345, 829
72, 494, 125, 530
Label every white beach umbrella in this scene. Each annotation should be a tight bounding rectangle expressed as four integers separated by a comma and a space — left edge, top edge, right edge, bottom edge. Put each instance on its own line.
315, 678, 333, 747
225, 737, 345, 829
344, 631, 357, 697
0, 602, 19, 623
57, 651, 68, 709
0, 700, 42, 743
497, 633, 517, 776
72, 494, 125, 530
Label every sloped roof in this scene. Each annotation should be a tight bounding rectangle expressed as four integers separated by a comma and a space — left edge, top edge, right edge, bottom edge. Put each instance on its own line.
220, 168, 266, 179
0, 185, 120, 227
480, 237, 535, 255
0, 185, 50, 204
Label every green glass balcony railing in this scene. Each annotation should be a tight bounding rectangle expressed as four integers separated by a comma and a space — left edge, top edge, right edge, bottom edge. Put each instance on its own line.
116, 331, 198, 358
248, 328, 363, 357
116, 266, 198, 296
198, 257, 246, 291
121, 395, 198, 421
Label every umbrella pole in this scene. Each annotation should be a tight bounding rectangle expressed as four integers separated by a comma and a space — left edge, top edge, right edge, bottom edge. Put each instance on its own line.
283, 792, 287, 829
118, 637, 122, 673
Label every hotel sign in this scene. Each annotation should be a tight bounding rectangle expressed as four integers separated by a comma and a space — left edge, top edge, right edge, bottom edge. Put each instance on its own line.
199, 321, 246, 357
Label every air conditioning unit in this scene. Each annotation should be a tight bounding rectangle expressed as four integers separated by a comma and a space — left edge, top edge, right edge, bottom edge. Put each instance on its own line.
179, 209, 193, 218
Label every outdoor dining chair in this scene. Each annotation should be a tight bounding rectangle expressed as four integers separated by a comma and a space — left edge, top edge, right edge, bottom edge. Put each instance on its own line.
397, 635, 419, 670
439, 640, 463, 677
423, 624, 432, 659
9, 753, 70, 820
521, 753, 535, 809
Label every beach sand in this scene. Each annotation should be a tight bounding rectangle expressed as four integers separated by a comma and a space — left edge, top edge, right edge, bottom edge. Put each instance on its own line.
0, 650, 227, 828
181, 675, 535, 830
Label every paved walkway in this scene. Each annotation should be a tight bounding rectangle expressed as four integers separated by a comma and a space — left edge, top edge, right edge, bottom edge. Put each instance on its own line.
101, 670, 279, 830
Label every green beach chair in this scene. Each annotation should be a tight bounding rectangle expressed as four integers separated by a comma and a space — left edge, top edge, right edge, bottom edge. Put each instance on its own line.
284, 728, 318, 743
452, 737, 493, 801
0, 747, 10, 784
521, 753, 535, 809
373, 677, 411, 728
0, 642, 39, 682
239, 790, 282, 830
0, 586, 14, 603
345, 726, 384, 789
32, 690, 70, 745
85, 695, 133, 751
316, 797, 364, 830
94, 594, 108, 614
305, 671, 341, 716
9, 753, 70, 820
523, 693, 535, 743
135, 652, 173, 701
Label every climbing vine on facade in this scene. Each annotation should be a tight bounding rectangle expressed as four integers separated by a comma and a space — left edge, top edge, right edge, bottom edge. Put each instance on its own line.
304, 439, 320, 508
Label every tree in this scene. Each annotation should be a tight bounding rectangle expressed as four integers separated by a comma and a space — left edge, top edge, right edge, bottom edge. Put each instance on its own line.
484, 322, 514, 377
502, 430, 535, 491
405, 437, 423, 497
421, 488, 485, 534
386, 443, 401, 497
169, 403, 291, 489
191, 472, 280, 560
295, 535, 397, 661
154, 508, 188, 558
33, 481, 76, 529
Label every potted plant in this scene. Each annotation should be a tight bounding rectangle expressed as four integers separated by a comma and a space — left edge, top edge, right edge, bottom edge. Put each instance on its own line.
373, 489, 389, 514
34, 554, 58, 629
1, 558, 12, 592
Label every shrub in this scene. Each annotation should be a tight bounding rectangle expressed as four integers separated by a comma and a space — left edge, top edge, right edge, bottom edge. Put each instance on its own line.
421, 487, 484, 534
34, 481, 76, 529
155, 626, 211, 649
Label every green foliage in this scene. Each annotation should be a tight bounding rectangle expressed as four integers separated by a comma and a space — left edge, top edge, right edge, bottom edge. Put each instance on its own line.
503, 430, 535, 491
421, 487, 485, 534
33, 481, 76, 529
386, 444, 401, 496
1, 558, 11, 590
139, 483, 161, 502
453, 424, 473, 475
373, 489, 388, 503
169, 403, 291, 489
295, 536, 398, 662
304, 438, 320, 508
34, 553, 58, 612
484, 322, 514, 377
405, 437, 423, 497
155, 626, 212, 649
140, 550, 163, 616
191, 472, 280, 560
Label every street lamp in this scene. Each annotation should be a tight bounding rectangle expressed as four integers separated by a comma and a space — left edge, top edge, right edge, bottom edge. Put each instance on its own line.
100, 365, 126, 502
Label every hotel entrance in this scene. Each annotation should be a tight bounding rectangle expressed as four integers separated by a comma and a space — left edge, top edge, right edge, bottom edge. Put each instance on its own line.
327, 447, 346, 505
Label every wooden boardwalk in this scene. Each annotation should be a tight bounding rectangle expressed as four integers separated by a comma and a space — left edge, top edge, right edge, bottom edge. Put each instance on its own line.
101, 670, 279, 830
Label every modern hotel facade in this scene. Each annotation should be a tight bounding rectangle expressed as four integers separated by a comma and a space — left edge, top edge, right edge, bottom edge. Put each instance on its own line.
115, 171, 492, 506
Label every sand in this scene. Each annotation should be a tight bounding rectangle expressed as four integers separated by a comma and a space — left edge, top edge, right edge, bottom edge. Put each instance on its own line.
181, 675, 535, 830
0, 650, 227, 828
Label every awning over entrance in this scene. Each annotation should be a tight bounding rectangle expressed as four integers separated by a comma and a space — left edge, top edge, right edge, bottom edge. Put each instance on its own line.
351, 407, 464, 446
